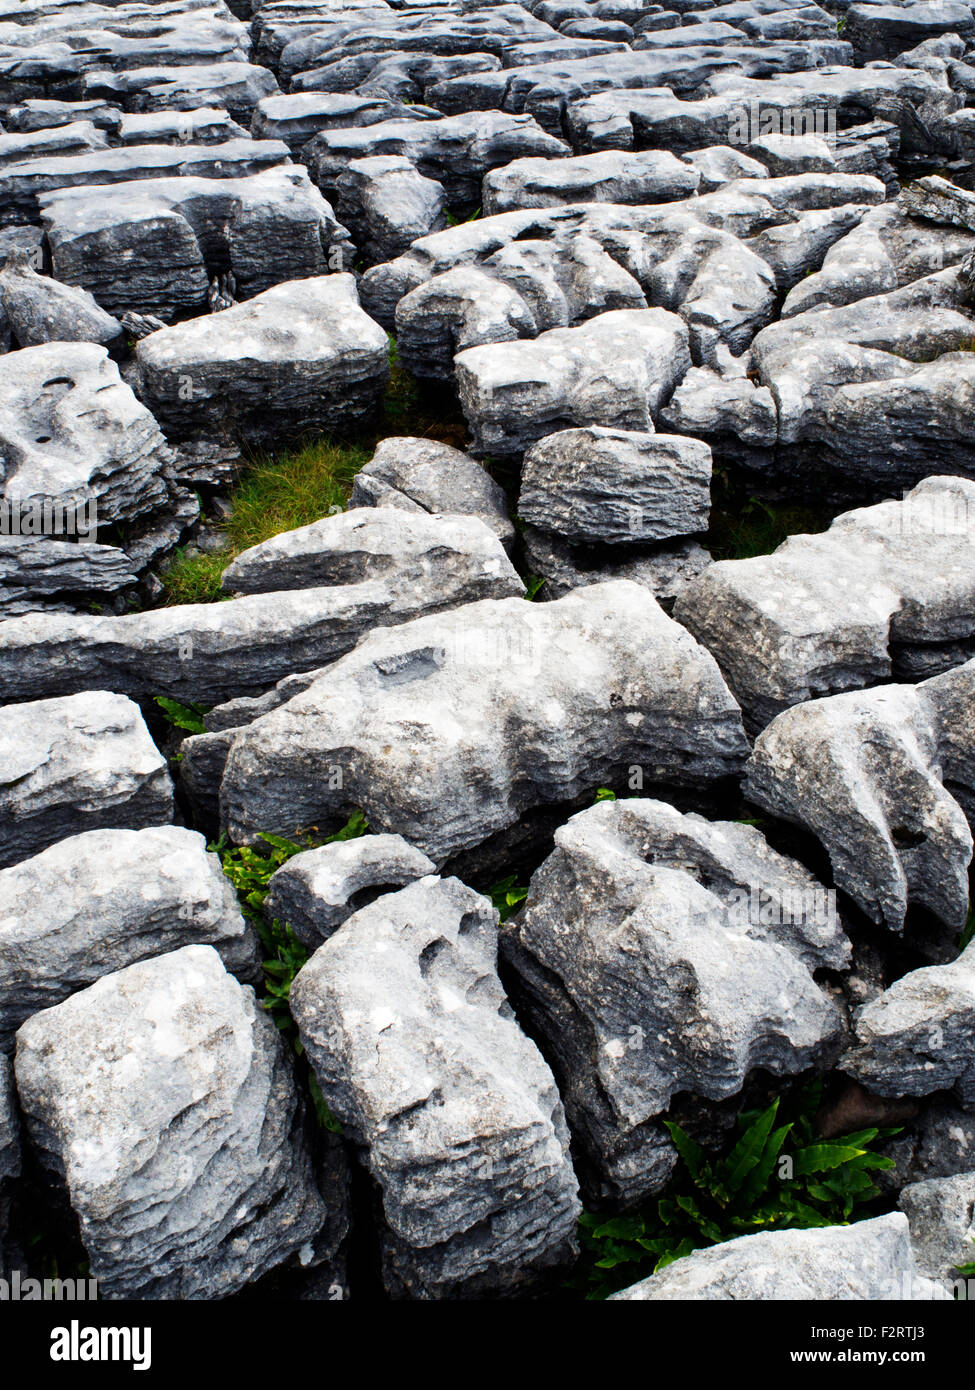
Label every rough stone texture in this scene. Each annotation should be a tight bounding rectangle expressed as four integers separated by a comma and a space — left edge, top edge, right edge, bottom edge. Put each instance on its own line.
0, 691, 173, 871
14, 945, 331, 1299
522, 525, 712, 607
745, 659, 975, 943
0, 826, 260, 1053
899, 1174, 975, 1288
0, 1052, 17, 1276
265, 834, 436, 950
332, 156, 447, 265
518, 426, 711, 543
221, 507, 520, 600
842, 942, 975, 1108
610, 1214, 945, 1300
0, 254, 121, 351
290, 876, 581, 1298
0, 510, 524, 707
482, 148, 699, 214
502, 797, 845, 1204
0, 536, 137, 617
40, 167, 351, 322
881, 1099, 975, 1192
350, 436, 514, 548
136, 275, 389, 446
675, 477, 975, 729
455, 308, 691, 456
0, 342, 172, 525
216, 581, 749, 863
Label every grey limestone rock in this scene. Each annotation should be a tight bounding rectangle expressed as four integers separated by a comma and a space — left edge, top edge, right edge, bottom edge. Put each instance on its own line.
455, 307, 691, 456
482, 147, 699, 214
744, 659, 975, 941
136, 275, 389, 445
0, 254, 121, 350
14, 944, 332, 1299
518, 426, 711, 543
502, 797, 846, 1202
0, 341, 172, 525
265, 834, 436, 950
610, 1213, 945, 1300
0, 509, 524, 707
0, 825, 259, 1052
899, 1173, 975, 1288
675, 476, 975, 729
0, 690, 173, 871
332, 155, 447, 265
843, 942, 975, 1108
350, 436, 514, 548
215, 580, 748, 863
290, 876, 581, 1298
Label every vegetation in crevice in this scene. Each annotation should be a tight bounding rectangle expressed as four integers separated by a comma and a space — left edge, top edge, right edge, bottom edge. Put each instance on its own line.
573, 1082, 900, 1299
212, 814, 369, 1133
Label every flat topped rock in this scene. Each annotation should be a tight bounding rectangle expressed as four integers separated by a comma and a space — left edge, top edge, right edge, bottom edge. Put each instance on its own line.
14, 944, 331, 1299
0, 825, 259, 1052
675, 476, 975, 729
136, 274, 389, 445
0, 690, 173, 871
611, 1214, 944, 1300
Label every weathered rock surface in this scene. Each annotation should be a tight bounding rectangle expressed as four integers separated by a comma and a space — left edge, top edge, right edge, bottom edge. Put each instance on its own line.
41, 167, 351, 321
0, 509, 524, 706
331, 155, 446, 265
610, 1214, 945, 1300
216, 581, 749, 863
482, 147, 699, 213
518, 426, 711, 543
0, 342, 172, 524
0, 254, 121, 350
843, 942, 975, 1108
350, 436, 514, 548
291, 876, 581, 1298
14, 945, 331, 1299
676, 477, 975, 729
0, 691, 173, 871
745, 660, 975, 942
265, 834, 436, 950
502, 797, 845, 1203
0, 826, 259, 1053
522, 525, 712, 607
899, 1174, 975, 1288
136, 275, 389, 445
0, 536, 137, 617
455, 308, 691, 455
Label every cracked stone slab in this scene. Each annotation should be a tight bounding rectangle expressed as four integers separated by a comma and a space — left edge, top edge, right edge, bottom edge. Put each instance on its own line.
0, 690, 173, 871
216, 580, 749, 864
502, 797, 846, 1203
14, 944, 331, 1299
290, 876, 581, 1298
675, 476, 975, 729
899, 1173, 975, 1288
0, 825, 260, 1053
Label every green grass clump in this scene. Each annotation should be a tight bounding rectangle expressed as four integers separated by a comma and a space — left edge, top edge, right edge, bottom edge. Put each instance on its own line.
708, 476, 834, 561
574, 1082, 899, 1299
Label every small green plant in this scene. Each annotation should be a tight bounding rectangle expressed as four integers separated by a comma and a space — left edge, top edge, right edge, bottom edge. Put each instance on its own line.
158, 547, 229, 605
213, 814, 369, 1133
836, 14, 846, 32
576, 1083, 900, 1298
154, 695, 210, 735
594, 787, 617, 802
488, 874, 529, 921
524, 574, 546, 601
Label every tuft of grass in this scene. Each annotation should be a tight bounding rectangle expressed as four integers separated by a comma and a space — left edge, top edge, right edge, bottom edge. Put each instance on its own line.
159, 547, 230, 605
